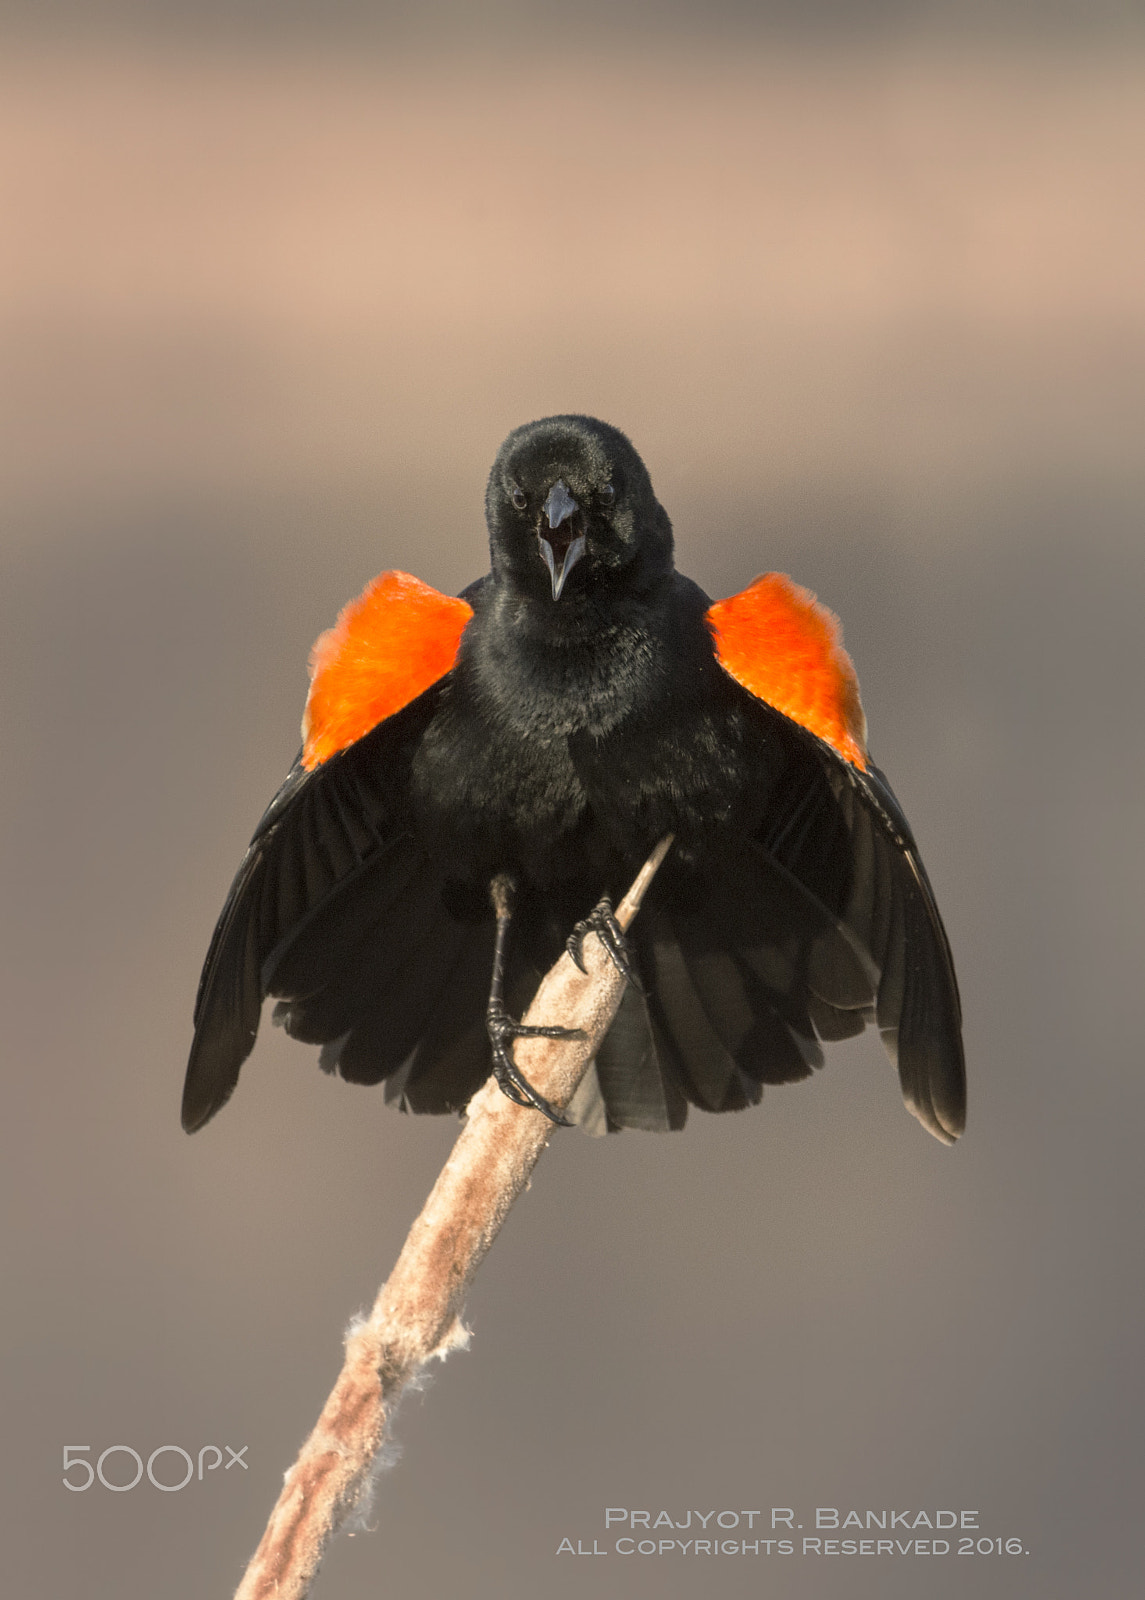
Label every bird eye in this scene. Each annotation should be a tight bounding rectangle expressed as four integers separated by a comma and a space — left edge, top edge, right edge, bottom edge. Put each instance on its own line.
509, 484, 527, 510
599, 483, 615, 503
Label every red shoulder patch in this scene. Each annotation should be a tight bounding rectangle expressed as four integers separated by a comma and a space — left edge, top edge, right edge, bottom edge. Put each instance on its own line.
707, 573, 868, 769
302, 570, 473, 769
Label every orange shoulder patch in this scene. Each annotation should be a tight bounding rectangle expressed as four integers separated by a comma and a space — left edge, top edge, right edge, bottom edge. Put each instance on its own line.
707, 573, 868, 768
301, 570, 473, 769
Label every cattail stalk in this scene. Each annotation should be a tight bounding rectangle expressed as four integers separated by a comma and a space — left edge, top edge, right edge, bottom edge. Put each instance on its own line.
233, 835, 674, 1600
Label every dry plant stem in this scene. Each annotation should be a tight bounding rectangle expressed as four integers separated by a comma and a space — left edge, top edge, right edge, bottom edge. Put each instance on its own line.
233, 834, 674, 1600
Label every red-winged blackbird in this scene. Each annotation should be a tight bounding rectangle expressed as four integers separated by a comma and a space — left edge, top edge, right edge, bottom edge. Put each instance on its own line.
183, 415, 964, 1143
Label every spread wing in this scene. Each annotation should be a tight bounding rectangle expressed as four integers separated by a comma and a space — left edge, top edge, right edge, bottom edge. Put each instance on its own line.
705, 574, 965, 1143
182, 571, 474, 1132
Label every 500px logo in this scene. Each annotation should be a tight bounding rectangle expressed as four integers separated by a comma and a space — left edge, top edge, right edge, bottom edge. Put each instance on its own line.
62, 1444, 248, 1492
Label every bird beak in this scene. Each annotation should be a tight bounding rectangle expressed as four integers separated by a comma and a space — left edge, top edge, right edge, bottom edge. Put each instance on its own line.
539, 479, 586, 600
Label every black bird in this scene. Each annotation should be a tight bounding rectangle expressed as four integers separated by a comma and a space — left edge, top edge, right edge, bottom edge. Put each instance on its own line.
183, 414, 965, 1143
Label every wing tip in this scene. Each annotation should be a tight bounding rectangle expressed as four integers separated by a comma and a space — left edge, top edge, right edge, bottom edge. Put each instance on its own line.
181, 1035, 243, 1133
180, 1088, 217, 1135
904, 1079, 966, 1145
910, 1106, 962, 1146
180, 1078, 230, 1134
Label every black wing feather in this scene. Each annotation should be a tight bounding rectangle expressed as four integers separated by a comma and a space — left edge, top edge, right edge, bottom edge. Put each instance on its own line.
182, 686, 447, 1131
735, 693, 965, 1142
630, 684, 964, 1143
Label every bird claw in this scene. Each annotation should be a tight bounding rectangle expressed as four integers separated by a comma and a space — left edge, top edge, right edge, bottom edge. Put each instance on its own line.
486, 1007, 582, 1125
566, 898, 642, 990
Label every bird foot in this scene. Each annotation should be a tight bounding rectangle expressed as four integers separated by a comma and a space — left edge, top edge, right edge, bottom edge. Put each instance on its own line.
486, 1005, 583, 1126
566, 897, 642, 990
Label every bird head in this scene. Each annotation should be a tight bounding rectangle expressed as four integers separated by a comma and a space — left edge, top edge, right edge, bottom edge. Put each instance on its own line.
485, 415, 674, 603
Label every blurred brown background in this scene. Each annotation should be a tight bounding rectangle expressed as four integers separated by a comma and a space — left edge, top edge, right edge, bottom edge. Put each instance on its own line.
3, 4, 1143, 1597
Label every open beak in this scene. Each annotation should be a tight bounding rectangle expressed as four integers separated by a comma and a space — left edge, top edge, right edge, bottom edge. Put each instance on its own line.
539, 479, 586, 600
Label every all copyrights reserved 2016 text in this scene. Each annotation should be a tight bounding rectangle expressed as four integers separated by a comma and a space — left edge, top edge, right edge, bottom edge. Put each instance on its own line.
555, 1507, 1030, 1558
